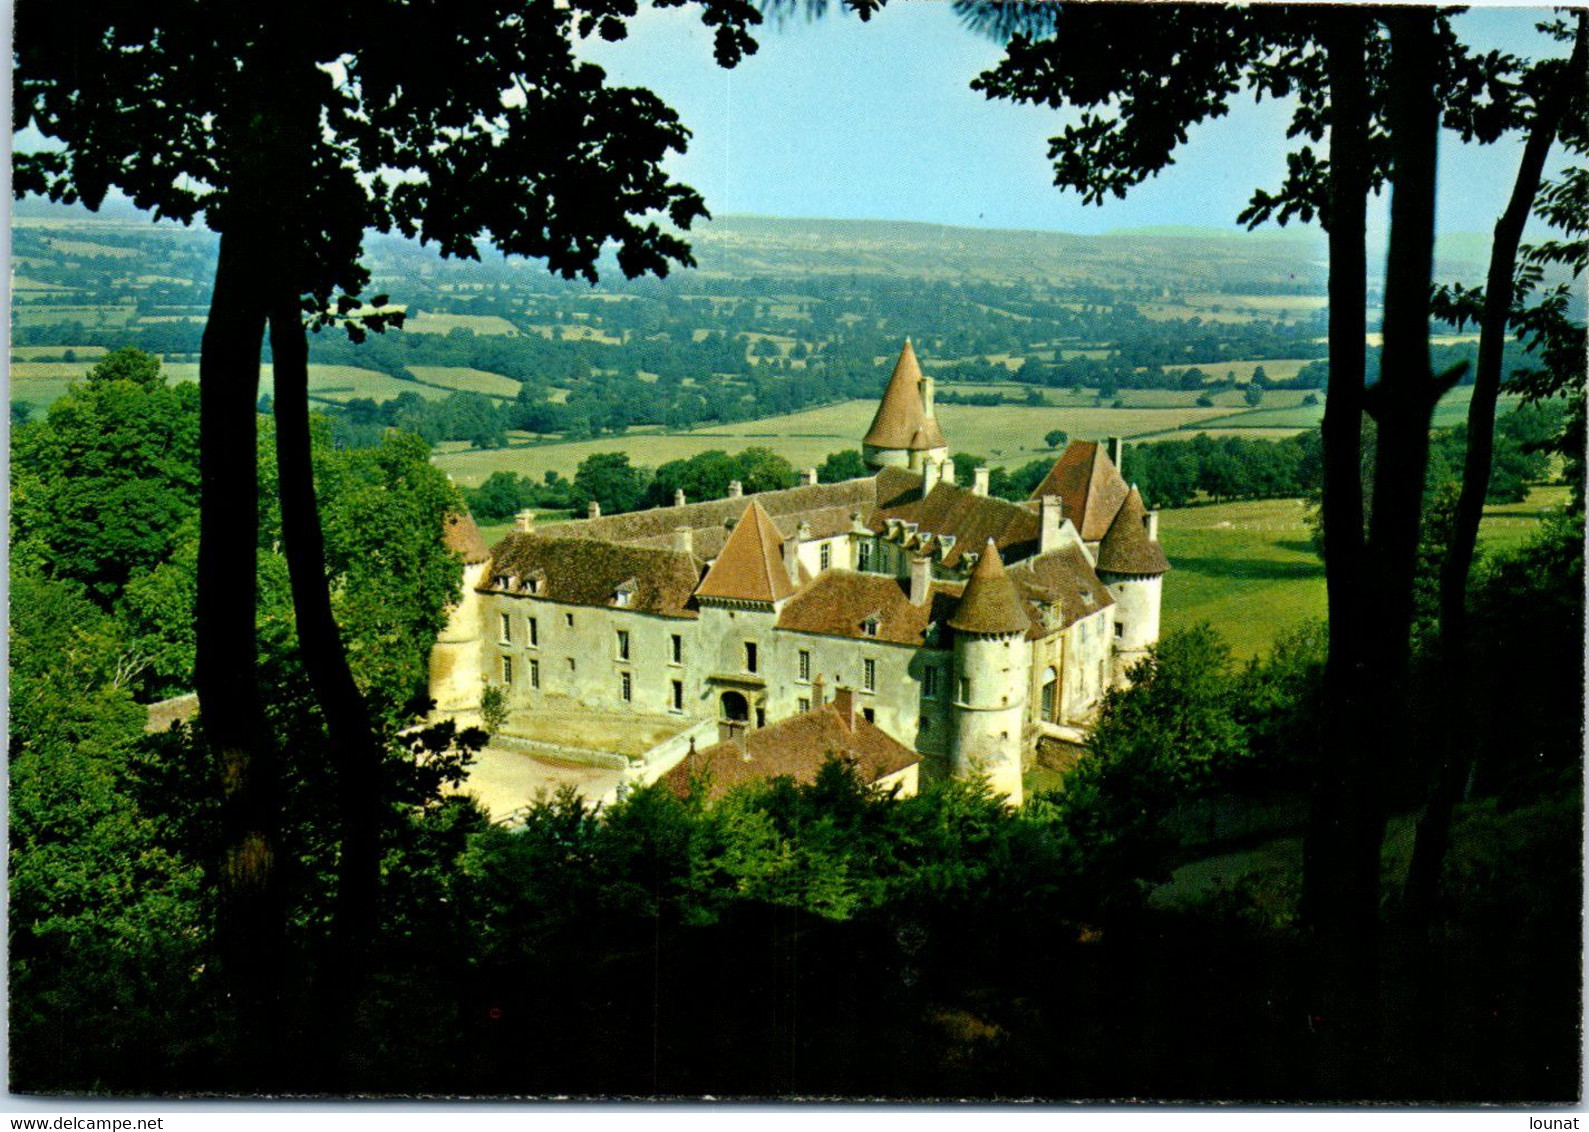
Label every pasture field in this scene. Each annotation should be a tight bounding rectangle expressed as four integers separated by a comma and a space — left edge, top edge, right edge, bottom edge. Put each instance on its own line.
45, 238, 141, 258
406, 366, 521, 398
402, 310, 521, 336
1157, 483, 1566, 661
1162, 358, 1318, 384
524, 323, 624, 344
433, 398, 1236, 487
10, 345, 108, 360
12, 277, 78, 292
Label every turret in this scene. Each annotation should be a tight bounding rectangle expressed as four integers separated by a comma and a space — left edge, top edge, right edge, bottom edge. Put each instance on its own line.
947, 540, 1030, 805
1095, 486, 1169, 684
862, 339, 950, 471
429, 512, 493, 715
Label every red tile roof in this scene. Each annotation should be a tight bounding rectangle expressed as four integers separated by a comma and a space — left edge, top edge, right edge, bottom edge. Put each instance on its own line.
871, 467, 1040, 569
777, 569, 961, 647
1027, 442, 1131, 542
695, 500, 798, 604
662, 701, 920, 801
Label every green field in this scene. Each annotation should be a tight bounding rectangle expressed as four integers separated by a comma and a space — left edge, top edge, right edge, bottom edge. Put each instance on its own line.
1162, 358, 1318, 384
402, 310, 521, 336
406, 366, 521, 398
8, 361, 436, 411
1158, 484, 1568, 661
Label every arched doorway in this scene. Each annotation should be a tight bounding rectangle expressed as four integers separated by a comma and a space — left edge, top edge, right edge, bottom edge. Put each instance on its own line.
720, 690, 749, 723
1040, 667, 1058, 723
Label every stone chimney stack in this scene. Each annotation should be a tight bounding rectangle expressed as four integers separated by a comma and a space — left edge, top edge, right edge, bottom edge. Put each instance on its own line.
1107, 435, 1124, 468
514, 509, 536, 533
833, 686, 856, 730
801, 467, 819, 487
921, 455, 940, 499
783, 528, 801, 585
941, 460, 956, 486
587, 500, 601, 519
672, 526, 694, 556
1144, 509, 1160, 543
1039, 495, 1063, 553
920, 373, 937, 419
728, 480, 743, 499
674, 488, 687, 507
909, 554, 932, 606
973, 466, 991, 497
811, 673, 826, 708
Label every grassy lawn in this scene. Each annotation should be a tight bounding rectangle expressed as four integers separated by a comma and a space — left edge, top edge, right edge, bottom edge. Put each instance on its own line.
1157, 483, 1567, 662
406, 365, 522, 398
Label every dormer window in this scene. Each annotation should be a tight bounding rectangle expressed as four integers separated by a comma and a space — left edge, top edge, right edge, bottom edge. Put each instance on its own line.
861, 615, 880, 638
527, 570, 546, 595
613, 578, 637, 608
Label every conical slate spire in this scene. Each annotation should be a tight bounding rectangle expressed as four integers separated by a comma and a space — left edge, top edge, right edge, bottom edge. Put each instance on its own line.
1097, 487, 1170, 576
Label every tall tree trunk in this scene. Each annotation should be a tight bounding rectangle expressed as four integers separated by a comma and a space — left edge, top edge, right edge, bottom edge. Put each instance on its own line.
1302, 5, 1374, 1084
197, 218, 283, 1087
269, 301, 386, 1083
1404, 14, 1588, 929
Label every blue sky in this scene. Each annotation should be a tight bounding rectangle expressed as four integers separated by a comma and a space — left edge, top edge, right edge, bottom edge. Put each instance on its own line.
586, 3, 1576, 243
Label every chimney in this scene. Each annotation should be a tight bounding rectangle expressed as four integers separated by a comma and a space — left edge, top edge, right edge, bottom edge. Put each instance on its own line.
674, 488, 687, 507
1144, 510, 1160, 543
833, 686, 856, 731
587, 500, 601, 519
801, 467, 819, 486
920, 373, 936, 419
514, 509, 536, 533
850, 509, 869, 535
909, 554, 932, 606
783, 528, 801, 585
973, 466, 990, 496
921, 455, 940, 499
672, 526, 694, 555
811, 673, 826, 708
1039, 494, 1063, 553
941, 460, 956, 486
728, 480, 743, 499
1107, 435, 1124, 468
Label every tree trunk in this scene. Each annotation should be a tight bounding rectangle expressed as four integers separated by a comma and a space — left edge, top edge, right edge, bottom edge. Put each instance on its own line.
1404, 14, 1588, 930
196, 218, 283, 1087
1301, 6, 1375, 1085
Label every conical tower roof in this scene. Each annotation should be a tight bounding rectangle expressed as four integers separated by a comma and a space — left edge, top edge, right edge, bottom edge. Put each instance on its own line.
948, 539, 1030, 635
1028, 441, 1130, 542
1097, 487, 1170, 575
864, 339, 946, 451
695, 500, 798, 603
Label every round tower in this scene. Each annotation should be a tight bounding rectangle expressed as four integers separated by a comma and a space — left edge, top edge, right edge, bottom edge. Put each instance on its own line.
948, 540, 1030, 805
1095, 487, 1170, 684
862, 338, 949, 471
429, 511, 494, 715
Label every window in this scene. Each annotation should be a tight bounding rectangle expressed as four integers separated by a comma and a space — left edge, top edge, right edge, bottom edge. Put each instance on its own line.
530, 658, 540, 689
858, 542, 873, 572
1114, 621, 1124, 639
670, 634, 682, 665
959, 676, 971, 702
755, 706, 766, 728
567, 657, 576, 673
863, 707, 875, 723
820, 543, 831, 570
501, 655, 514, 684
798, 650, 811, 681
918, 716, 930, 735
499, 613, 512, 644
923, 666, 940, 699
744, 641, 758, 674
671, 680, 684, 712
616, 629, 631, 661
528, 617, 538, 647
862, 617, 879, 638
798, 697, 811, 713
863, 658, 876, 691
565, 612, 574, 628
620, 671, 633, 702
